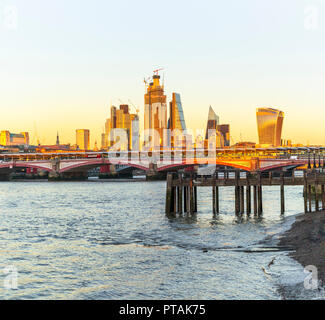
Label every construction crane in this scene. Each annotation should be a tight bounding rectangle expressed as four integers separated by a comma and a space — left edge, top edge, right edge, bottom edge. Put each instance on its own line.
143, 76, 151, 88
128, 99, 139, 115
153, 68, 164, 75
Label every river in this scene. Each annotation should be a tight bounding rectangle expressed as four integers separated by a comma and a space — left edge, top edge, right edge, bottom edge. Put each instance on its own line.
0, 179, 323, 299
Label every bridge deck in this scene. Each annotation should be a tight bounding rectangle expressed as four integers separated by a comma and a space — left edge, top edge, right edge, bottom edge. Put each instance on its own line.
171, 176, 325, 187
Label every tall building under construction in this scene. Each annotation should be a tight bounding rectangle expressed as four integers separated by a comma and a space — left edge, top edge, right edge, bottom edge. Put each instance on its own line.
144, 72, 167, 150
256, 108, 284, 147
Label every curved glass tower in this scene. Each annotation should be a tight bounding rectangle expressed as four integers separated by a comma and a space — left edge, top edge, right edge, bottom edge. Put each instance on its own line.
256, 108, 284, 146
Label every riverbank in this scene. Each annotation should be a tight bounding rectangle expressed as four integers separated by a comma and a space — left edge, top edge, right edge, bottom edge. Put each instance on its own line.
279, 210, 325, 285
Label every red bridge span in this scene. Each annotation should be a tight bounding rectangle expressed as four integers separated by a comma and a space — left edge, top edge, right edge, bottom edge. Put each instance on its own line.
0, 156, 308, 174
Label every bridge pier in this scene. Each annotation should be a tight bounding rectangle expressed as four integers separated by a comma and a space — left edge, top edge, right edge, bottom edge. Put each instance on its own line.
146, 163, 166, 181
99, 165, 118, 179
0, 173, 11, 181
48, 171, 88, 181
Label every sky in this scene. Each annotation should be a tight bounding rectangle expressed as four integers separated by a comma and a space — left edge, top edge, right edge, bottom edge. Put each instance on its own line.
0, 0, 325, 147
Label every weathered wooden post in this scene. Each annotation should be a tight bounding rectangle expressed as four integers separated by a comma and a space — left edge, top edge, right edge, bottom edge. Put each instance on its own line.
258, 172, 263, 215
183, 186, 188, 213
194, 186, 198, 213
246, 186, 251, 214
212, 184, 216, 215
235, 170, 240, 215
303, 171, 308, 213
280, 171, 285, 214
173, 185, 177, 213
178, 174, 183, 213
165, 173, 173, 214
315, 172, 319, 212
215, 172, 219, 214
253, 185, 257, 215
240, 186, 245, 214
190, 178, 194, 214
187, 184, 191, 214
308, 184, 312, 212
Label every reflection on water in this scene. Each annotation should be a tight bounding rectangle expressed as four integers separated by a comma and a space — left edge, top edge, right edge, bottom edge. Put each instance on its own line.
0, 181, 321, 299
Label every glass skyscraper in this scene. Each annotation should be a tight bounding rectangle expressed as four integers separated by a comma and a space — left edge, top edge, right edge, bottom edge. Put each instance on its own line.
256, 108, 284, 146
168, 92, 187, 148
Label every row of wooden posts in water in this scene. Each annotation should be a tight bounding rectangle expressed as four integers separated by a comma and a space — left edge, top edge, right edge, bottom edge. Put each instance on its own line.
165, 170, 325, 215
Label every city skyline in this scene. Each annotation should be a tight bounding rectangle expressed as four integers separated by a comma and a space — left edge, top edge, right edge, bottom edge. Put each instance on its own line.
1, 0, 325, 146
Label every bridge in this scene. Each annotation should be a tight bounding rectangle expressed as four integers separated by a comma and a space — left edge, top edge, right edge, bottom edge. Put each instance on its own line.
0, 150, 317, 180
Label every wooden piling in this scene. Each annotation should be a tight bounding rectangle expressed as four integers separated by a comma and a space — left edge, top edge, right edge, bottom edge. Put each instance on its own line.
258, 173, 263, 215
308, 184, 312, 212
212, 185, 216, 215
190, 179, 194, 214
194, 186, 198, 213
315, 182, 319, 212
240, 186, 245, 214
183, 186, 188, 213
246, 185, 251, 214
235, 171, 240, 215
321, 184, 325, 210
216, 186, 219, 214
173, 186, 177, 213
253, 185, 257, 215
280, 172, 285, 214
165, 173, 173, 214
178, 186, 182, 213
187, 185, 191, 214
303, 171, 308, 213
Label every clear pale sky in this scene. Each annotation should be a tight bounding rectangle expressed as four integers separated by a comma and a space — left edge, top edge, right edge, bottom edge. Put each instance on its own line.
1, 0, 325, 147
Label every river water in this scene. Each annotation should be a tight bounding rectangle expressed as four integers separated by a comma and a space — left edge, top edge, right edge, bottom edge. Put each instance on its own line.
0, 179, 324, 300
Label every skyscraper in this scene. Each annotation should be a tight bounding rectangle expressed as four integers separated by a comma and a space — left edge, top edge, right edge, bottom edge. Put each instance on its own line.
102, 104, 139, 151
144, 72, 167, 149
168, 92, 187, 148
256, 108, 284, 146
76, 129, 90, 150
217, 124, 230, 147
205, 106, 219, 140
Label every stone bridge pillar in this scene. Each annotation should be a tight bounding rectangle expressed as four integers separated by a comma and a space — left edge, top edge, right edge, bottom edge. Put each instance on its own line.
48, 159, 61, 180
250, 157, 260, 172
99, 164, 118, 179
146, 162, 165, 181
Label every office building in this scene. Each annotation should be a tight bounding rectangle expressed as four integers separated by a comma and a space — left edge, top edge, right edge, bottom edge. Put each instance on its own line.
256, 108, 284, 146
144, 72, 167, 149
217, 124, 230, 147
76, 129, 90, 150
205, 106, 219, 140
0, 131, 29, 146
168, 92, 187, 148
101, 104, 139, 151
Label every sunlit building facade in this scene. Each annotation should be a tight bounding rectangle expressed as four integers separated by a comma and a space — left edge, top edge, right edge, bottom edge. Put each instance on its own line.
0, 131, 29, 146
168, 92, 187, 148
101, 104, 139, 151
205, 106, 219, 140
144, 73, 167, 150
217, 124, 230, 147
204, 106, 223, 148
256, 108, 284, 147
76, 129, 90, 150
